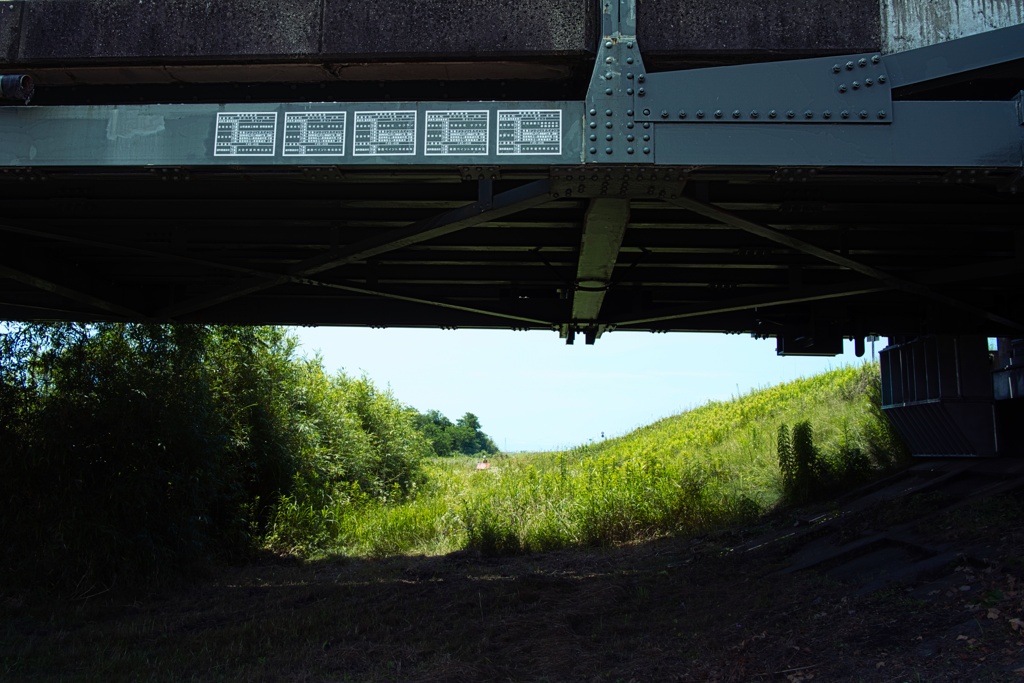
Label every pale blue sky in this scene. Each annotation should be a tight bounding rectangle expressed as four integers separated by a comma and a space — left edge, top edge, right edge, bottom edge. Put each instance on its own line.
291, 327, 873, 452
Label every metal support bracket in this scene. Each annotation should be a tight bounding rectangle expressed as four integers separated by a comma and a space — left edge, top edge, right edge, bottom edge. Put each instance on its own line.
636, 52, 893, 125
583, 0, 654, 163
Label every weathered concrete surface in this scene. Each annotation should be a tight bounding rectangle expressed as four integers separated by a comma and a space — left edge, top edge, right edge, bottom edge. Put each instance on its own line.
883, 0, 1024, 52
5, 0, 595, 63
0, 0, 1021, 86
637, 0, 881, 59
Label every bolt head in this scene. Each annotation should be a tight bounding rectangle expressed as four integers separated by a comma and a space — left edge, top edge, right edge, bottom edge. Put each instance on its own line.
786, 110, 795, 119
852, 81, 860, 89
877, 110, 887, 119
865, 78, 873, 87
832, 64, 841, 73
678, 111, 686, 119
696, 110, 705, 119
839, 84, 847, 93
846, 61, 855, 70
714, 110, 723, 118
859, 110, 868, 119
769, 110, 777, 119
841, 110, 850, 119
804, 110, 813, 119
878, 75, 887, 84
872, 55, 881, 64
858, 58, 867, 67
637, 74, 645, 83
750, 110, 759, 119
732, 110, 741, 119
637, 88, 645, 96
823, 111, 832, 119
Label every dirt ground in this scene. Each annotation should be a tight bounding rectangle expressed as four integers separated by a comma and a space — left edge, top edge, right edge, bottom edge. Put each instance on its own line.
4, 460, 1024, 682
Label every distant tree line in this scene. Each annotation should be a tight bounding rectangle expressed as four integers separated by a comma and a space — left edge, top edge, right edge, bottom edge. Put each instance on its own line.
412, 409, 499, 457
0, 323, 497, 593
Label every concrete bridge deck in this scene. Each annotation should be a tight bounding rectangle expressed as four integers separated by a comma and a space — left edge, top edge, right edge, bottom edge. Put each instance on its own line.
1, 0, 1020, 99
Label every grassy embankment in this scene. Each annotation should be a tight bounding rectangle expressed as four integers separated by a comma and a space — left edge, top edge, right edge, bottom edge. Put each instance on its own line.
273, 362, 899, 559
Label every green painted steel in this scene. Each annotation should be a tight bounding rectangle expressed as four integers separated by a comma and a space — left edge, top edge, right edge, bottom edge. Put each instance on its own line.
0, 101, 584, 167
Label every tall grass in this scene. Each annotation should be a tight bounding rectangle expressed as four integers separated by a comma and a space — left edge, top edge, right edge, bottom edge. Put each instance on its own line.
298, 363, 901, 559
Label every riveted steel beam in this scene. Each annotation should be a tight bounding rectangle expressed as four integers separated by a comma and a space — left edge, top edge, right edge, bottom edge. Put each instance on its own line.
570, 198, 630, 339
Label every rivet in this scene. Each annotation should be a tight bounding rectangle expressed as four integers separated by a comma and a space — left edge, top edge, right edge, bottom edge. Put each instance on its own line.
872, 55, 880, 64
626, 88, 634, 95
643, 108, 651, 116
626, 121, 634, 128
865, 78, 873, 87
589, 134, 597, 141
589, 147, 597, 154
832, 64, 841, 73
786, 110, 795, 119
852, 81, 860, 89
858, 58, 867, 67
606, 121, 613, 128
627, 134, 634, 141
714, 110, 723, 118
606, 134, 613, 141
605, 147, 613, 154
732, 110, 741, 119
643, 122, 650, 129
642, 134, 650, 141
605, 72, 613, 80
589, 122, 597, 129
626, 57, 634, 64
750, 110, 759, 119
769, 110, 777, 119
661, 110, 669, 118
859, 110, 868, 119
626, 41, 634, 49
804, 110, 813, 119
678, 111, 686, 119
638, 88, 645, 96
626, 73, 634, 80
605, 88, 613, 95
823, 110, 832, 119
589, 108, 597, 116
877, 110, 887, 119
841, 110, 850, 119
878, 75, 887, 84
605, 41, 613, 49
627, 147, 635, 154
605, 109, 612, 116
838, 84, 847, 93
626, 109, 634, 116
643, 147, 650, 154
846, 61, 855, 70
696, 110, 705, 119
637, 74, 645, 83
605, 57, 614, 64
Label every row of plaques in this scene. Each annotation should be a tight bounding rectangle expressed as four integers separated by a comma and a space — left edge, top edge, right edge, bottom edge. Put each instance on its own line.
213, 109, 563, 157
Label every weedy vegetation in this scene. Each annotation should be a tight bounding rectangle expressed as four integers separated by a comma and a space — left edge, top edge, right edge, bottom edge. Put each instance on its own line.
0, 322, 906, 598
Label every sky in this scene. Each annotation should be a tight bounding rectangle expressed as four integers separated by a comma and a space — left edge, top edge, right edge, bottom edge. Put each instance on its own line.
291, 326, 875, 453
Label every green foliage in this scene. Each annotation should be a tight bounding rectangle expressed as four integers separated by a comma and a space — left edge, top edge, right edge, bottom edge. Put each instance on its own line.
0, 323, 428, 592
413, 409, 498, 457
327, 363, 908, 559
